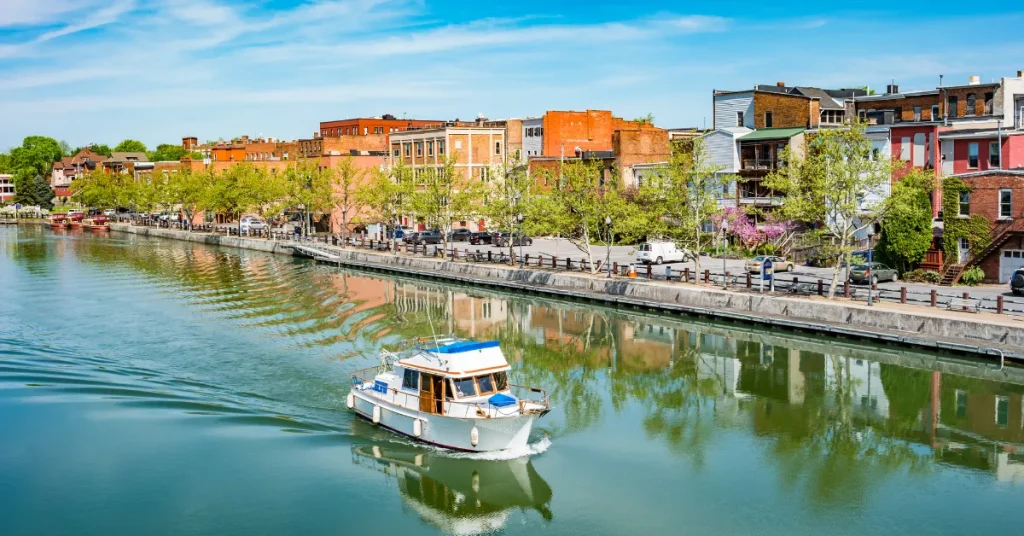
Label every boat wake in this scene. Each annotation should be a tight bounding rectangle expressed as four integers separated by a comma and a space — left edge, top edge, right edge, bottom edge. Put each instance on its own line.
445, 436, 552, 461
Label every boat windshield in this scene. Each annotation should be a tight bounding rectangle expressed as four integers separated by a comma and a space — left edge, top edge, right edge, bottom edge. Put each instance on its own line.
453, 377, 477, 398
476, 374, 495, 395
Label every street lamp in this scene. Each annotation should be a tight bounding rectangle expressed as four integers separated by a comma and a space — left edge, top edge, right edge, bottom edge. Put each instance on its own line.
721, 220, 729, 289
867, 227, 875, 306
392, 210, 399, 255
517, 213, 525, 267
605, 216, 612, 278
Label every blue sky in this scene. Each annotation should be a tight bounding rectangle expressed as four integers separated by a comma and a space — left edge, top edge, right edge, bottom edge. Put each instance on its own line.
1, 0, 1023, 149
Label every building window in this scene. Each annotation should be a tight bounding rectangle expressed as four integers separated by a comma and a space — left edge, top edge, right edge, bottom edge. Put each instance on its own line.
948, 96, 958, 118
913, 106, 922, 121
931, 105, 939, 121
736, 111, 744, 127
764, 111, 773, 128
454, 140, 462, 150
481, 167, 489, 182
415, 142, 422, 156
427, 141, 434, 156
899, 137, 911, 161
1000, 189, 1012, 219
404, 144, 411, 157
984, 92, 994, 115
966, 94, 976, 116
858, 110, 866, 121
959, 191, 970, 216
363, 127, 368, 135
438, 140, 445, 155
393, 148, 399, 157
495, 141, 502, 155
990, 140, 1001, 168
968, 142, 979, 168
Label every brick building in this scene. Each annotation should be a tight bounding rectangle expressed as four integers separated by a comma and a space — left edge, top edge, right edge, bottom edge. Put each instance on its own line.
954, 170, 1024, 283
389, 125, 507, 230
318, 115, 471, 138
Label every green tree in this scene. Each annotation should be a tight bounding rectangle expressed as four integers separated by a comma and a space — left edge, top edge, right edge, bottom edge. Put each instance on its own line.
164, 168, 210, 231
59, 140, 72, 157
14, 174, 56, 209
332, 156, 366, 245
484, 159, 533, 260
876, 170, 934, 272
357, 161, 415, 249
284, 160, 333, 237
113, 139, 148, 154
409, 157, 485, 254
648, 138, 727, 274
150, 144, 188, 162
9, 135, 63, 177
764, 122, 892, 297
528, 159, 615, 273
90, 144, 113, 157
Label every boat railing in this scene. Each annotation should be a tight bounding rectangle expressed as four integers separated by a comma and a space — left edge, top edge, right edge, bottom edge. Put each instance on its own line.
350, 368, 550, 418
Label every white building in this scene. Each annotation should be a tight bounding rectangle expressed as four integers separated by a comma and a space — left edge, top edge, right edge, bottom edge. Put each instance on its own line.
0, 174, 14, 204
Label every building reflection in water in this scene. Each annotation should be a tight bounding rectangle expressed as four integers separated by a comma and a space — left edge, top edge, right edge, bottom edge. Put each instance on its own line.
350, 444, 553, 535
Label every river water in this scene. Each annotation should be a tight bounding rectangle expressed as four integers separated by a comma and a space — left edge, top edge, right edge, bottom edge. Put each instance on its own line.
2, 226, 1024, 535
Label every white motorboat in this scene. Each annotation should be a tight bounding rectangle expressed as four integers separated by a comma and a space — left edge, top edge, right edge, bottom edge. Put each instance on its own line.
347, 336, 551, 452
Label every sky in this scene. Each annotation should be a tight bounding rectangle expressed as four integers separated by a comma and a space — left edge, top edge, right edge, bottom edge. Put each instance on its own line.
1, 0, 1023, 150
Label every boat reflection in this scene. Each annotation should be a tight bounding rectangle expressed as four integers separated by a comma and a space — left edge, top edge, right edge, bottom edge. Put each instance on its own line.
351, 444, 553, 535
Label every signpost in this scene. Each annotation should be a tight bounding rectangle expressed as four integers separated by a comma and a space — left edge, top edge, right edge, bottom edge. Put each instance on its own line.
761, 258, 774, 293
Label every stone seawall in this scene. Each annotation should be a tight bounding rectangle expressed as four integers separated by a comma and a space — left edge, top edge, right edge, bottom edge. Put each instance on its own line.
110, 224, 1024, 362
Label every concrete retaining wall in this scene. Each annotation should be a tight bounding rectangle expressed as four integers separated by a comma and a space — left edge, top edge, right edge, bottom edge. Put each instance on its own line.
110, 224, 1024, 360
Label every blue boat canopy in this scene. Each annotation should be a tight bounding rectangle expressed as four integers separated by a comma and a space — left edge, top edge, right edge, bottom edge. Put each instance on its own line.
435, 340, 500, 354
489, 393, 518, 407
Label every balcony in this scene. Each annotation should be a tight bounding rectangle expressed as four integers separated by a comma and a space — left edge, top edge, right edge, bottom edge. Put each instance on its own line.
741, 158, 780, 171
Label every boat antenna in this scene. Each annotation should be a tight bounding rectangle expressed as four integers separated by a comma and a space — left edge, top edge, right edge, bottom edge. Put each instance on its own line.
425, 298, 442, 354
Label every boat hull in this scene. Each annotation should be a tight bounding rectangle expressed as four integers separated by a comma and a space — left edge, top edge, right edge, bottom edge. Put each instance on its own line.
351, 390, 537, 452
87, 225, 109, 232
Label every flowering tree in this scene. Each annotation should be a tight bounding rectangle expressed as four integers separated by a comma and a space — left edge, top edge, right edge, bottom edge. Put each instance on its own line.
710, 207, 792, 251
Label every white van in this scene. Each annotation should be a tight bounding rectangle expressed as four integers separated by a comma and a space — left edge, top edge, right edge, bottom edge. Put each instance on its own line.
637, 240, 686, 265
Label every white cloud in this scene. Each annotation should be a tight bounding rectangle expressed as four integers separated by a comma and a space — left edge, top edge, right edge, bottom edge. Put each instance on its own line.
34, 0, 136, 43
0, 0, 101, 27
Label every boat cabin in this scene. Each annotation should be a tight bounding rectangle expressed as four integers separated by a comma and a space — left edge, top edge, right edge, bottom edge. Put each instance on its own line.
373, 340, 518, 417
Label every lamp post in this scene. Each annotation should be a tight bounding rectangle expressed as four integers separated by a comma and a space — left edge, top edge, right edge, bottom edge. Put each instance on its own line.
866, 227, 875, 306
721, 220, 729, 289
605, 215, 612, 278
392, 210, 399, 255
517, 213, 525, 267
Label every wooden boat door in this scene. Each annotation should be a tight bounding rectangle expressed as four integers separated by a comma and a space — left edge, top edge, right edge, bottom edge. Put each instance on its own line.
419, 373, 445, 415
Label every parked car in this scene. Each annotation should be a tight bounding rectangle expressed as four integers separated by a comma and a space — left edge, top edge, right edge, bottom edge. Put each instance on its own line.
848, 262, 898, 285
636, 240, 685, 265
448, 228, 473, 242
469, 232, 495, 245
745, 255, 793, 273
1011, 269, 1024, 296
102, 209, 116, 217
404, 232, 420, 244
414, 230, 443, 245
494, 233, 533, 247
239, 215, 267, 233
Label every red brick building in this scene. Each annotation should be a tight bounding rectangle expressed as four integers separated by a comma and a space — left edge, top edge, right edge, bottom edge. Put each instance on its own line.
318, 115, 467, 138
956, 170, 1024, 283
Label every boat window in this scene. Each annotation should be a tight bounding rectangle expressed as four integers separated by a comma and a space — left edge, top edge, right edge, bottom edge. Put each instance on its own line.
453, 377, 478, 398
476, 374, 496, 395
445, 379, 454, 400
494, 371, 508, 391
402, 368, 418, 390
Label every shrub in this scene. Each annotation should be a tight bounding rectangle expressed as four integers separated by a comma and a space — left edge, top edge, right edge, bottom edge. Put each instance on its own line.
959, 266, 985, 286
903, 269, 941, 284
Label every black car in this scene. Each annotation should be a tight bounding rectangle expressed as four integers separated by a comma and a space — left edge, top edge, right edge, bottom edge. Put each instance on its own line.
494, 232, 533, 247
414, 230, 443, 245
469, 232, 494, 245
1011, 269, 1024, 296
403, 232, 420, 244
448, 228, 473, 242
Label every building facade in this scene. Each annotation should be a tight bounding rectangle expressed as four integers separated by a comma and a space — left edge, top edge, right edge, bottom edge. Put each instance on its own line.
0, 174, 14, 204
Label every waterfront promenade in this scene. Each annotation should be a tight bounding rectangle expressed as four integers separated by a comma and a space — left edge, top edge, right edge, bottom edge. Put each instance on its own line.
107, 223, 1024, 363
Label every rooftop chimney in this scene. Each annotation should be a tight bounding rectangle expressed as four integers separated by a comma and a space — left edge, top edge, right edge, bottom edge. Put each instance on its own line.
969, 75, 980, 85
886, 84, 899, 95
776, 81, 786, 87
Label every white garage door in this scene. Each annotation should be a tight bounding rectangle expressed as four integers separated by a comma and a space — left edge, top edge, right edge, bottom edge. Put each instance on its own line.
1000, 250, 1024, 283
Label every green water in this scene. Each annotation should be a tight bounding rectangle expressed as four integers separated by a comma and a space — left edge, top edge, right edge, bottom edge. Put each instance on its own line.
2, 226, 1024, 535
